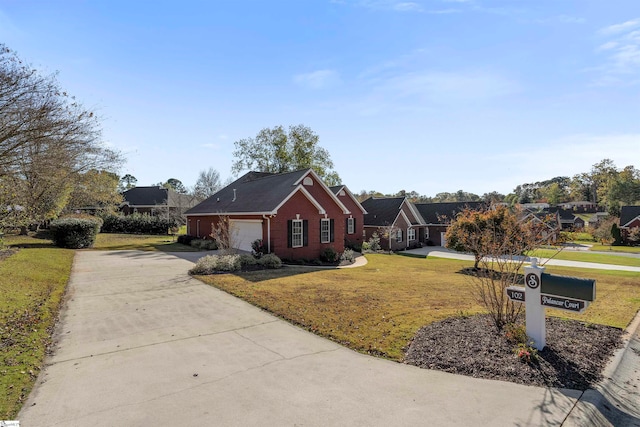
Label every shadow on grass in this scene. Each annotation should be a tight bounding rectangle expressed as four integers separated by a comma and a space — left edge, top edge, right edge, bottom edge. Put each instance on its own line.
456, 267, 525, 283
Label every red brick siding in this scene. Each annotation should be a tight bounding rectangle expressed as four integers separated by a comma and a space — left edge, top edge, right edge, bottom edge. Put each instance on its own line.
335, 190, 365, 248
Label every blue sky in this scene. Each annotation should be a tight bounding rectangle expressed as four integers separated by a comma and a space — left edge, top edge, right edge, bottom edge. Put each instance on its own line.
1, 0, 639, 196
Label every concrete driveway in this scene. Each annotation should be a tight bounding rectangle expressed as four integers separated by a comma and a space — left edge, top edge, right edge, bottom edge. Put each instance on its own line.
19, 250, 583, 426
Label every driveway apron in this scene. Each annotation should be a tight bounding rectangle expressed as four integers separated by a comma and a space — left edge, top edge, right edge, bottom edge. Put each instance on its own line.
19, 250, 581, 426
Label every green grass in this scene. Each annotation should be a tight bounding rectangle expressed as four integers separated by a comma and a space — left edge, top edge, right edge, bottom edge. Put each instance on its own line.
92, 233, 197, 252
196, 254, 640, 361
1, 235, 75, 419
588, 244, 640, 254
529, 248, 640, 267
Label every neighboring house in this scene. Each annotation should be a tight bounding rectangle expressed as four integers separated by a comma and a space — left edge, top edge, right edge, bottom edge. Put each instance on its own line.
361, 197, 426, 251
558, 201, 598, 213
414, 202, 485, 246
547, 207, 583, 230
120, 186, 200, 217
184, 169, 365, 260
588, 212, 609, 228
620, 206, 640, 244
330, 185, 368, 249
519, 209, 560, 242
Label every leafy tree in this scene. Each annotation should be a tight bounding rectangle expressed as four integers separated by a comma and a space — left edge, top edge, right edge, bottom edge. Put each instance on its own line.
0, 44, 122, 231
540, 182, 567, 205
591, 216, 618, 246
232, 124, 341, 185
445, 205, 554, 330
119, 174, 137, 191
163, 178, 187, 194
627, 227, 640, 246
193, 167, 222, 199
67, 170, 123, 212
482, 191, 505, 204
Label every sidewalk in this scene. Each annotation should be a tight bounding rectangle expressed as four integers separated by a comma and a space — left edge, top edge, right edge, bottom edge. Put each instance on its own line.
19, 250, 581, 426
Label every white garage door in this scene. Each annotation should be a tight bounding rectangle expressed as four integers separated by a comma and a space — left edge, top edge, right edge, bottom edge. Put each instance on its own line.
230, 220, 263, 252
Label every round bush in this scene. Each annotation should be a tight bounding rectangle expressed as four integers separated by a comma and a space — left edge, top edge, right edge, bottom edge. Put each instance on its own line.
50, 217, 101, 249
258, 253, 282, 269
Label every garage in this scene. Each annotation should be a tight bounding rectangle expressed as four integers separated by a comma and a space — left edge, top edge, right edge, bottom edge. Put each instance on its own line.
229, 220, 263, 252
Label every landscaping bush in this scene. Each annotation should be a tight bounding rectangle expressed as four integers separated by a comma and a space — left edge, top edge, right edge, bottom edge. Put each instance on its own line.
340, 248, 355, 263
177, 234, 197, 245
189, 238, 218, 250
251, 239, 266, 258
189, 254, 241, 274
99, 213, 177, 235
258, 253, 282, 269
320, 247, 339, 263
361, 241, 370, 252
239, 254, 257, 267
50, 217, 101, 249
368, 233, 381, 252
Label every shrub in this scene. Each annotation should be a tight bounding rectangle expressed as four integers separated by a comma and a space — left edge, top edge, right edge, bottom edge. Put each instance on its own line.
251, 239, 266, 258
177, 234, 197, 245
99, 213, 177, 235
361, 241, 371, 252
189, 254, 241, 274
345, 240, 362, 252
340, 248, 355, 263
258, 253, 282, 269
504, 323, 528, 345
320, 247, 339, 263
368, 233, 381, 252
189, 239, 218, 250
239, 254, 257, 267
50, 217, 101, 249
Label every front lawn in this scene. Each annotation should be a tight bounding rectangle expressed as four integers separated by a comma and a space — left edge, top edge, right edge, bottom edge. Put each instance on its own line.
0, 235, 75, 419
92, 233, 196, 252
589, 244, 640, 254
529, 248, 640, 267
195, 254, 640, 361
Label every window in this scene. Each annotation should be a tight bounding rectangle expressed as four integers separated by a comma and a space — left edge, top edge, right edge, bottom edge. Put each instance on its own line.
292, 219, 303, 248
321, 218, 330, 243
347, 217, 355, 234
396, 229, 403, 242
408, 228, 415, 241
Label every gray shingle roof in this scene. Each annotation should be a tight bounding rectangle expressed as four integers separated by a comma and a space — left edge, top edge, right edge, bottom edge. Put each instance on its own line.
122, 187, 169, 206
414, 202, 485, 224
185, 169, 311, 215
621, 206, 640, 227
362, 197, 406, 226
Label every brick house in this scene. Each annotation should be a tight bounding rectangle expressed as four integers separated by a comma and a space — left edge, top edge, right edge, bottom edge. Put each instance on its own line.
414, 202, 485, 246
184, 169, 365, 260
120, 186, 199, 217
620, 206, 640, 244
361, 197, 427, 251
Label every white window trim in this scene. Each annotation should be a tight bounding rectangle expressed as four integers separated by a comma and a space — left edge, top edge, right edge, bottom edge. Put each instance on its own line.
292, 219, 303, 248
396, 229, 403, 243
321, 218, 330, 243
347, 217, 355, 234
408, 228, 416, 241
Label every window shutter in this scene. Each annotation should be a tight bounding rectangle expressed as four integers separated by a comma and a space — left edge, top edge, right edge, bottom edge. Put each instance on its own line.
303, 220, 309, 247
345, 217, 349, 233
287, 220, 292, 248
353, 218, 356, 231
330, 219, 335, 242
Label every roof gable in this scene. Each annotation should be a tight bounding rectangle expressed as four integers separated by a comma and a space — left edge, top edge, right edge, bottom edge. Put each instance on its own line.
621, 206, 640, 227
185, 169, 349, 216
330, 185, 368, 215
414, 202, 485, 224
362, 197, 405, 226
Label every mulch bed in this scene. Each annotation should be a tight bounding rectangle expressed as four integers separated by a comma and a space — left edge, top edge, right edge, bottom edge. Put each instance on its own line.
404, 314, 624, 390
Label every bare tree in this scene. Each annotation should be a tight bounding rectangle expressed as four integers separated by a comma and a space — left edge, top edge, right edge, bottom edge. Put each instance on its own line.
193, 167, 222, 200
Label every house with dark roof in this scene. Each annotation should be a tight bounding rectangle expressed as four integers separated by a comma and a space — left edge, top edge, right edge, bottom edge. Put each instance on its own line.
547, 207, 584, 230
361, 197, 426, 251
184, 169, 366, 259
414, 202, 485, 246
120, 186, 199, 217
620, 206, 640, 244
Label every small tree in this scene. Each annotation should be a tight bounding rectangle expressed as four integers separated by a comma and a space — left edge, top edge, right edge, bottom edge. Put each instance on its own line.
627, 227, 640, 246
446, 205, 553, 331
591, 216, 618, 246
211, 216, 237, 254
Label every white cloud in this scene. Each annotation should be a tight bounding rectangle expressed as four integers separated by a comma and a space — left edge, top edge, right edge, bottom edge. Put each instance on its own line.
599, 19, 640, 36
293, 69, 341, 89
393, 2, 422, 12
592, 18, 640, 85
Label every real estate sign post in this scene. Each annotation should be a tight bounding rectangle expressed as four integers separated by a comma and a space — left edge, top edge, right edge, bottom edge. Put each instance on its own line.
506, 258, 596, 350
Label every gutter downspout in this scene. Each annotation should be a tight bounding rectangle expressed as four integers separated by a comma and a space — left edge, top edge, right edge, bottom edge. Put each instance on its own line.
262, 214, 271, 253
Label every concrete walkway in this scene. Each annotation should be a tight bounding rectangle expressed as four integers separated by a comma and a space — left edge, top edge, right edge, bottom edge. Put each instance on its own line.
405, 246, 640, 272
16, 251, 611, 426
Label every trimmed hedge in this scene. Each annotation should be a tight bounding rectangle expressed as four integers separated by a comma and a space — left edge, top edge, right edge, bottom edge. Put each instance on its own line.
99, 213, 177, 235
50, 217, 101, 248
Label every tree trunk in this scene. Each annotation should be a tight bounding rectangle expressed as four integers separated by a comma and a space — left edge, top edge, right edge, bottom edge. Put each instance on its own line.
19, 226, 28, 235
